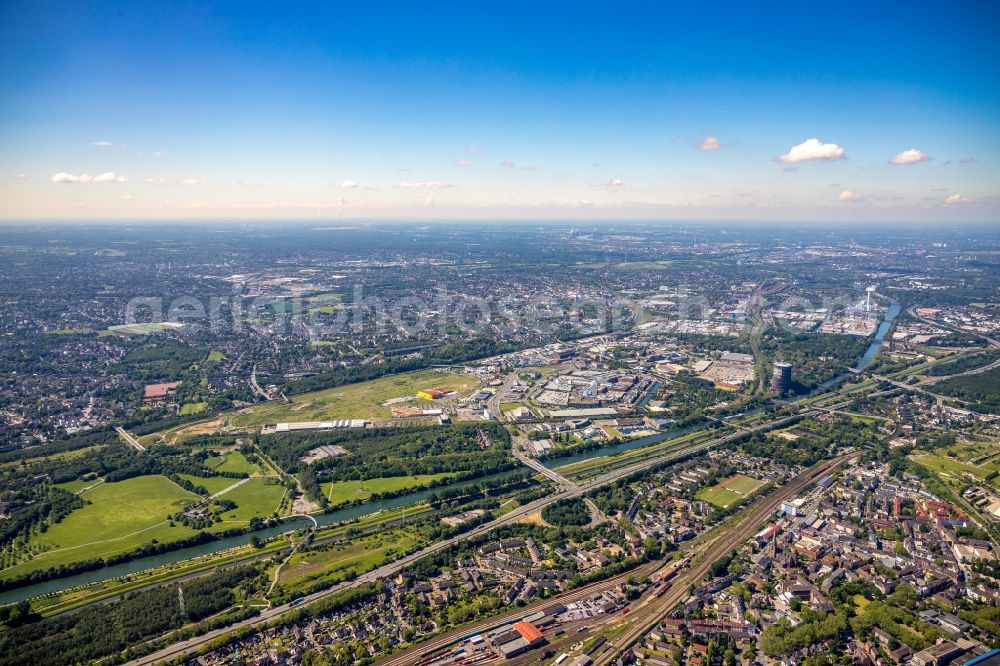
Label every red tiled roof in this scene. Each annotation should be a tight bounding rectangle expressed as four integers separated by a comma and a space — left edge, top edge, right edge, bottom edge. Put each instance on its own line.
513, 622, 543, 643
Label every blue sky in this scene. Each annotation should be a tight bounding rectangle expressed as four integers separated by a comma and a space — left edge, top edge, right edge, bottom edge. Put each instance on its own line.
1, 1, 998, 221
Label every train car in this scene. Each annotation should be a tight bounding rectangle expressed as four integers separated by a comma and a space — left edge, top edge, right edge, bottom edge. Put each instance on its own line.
583, 636, 607, 656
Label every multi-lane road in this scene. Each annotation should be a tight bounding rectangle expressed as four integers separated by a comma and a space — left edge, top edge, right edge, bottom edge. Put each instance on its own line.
587, 452, 859, 665
128, 410, 806, 665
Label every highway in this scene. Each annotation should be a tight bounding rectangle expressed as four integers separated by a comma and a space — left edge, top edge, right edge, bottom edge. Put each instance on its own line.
512, 439, 579, 490
374, 452, 856, 666
127, 410, 802, 666
485, 371, 520, 421
117, 308, 996, 665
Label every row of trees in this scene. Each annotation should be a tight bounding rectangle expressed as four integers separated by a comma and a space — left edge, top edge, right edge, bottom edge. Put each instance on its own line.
260, 423, 512, 480
0, 566, 258, 666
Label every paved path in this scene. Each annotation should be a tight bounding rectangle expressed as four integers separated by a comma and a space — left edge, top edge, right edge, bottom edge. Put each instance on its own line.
126, 413, 801, 666
115, 426, 146, 452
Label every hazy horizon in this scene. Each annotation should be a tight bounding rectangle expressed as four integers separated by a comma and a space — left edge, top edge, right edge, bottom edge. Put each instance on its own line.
2, 2, 999, 223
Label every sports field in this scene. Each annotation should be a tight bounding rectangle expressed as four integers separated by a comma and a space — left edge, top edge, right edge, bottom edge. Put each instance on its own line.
229, 368, 477, 427
696, 474, 768, 509
1, 475, 199, 580
320, 473, 453, 506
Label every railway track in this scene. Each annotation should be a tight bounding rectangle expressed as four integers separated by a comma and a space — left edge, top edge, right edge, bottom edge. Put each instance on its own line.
589, 452, 859, 665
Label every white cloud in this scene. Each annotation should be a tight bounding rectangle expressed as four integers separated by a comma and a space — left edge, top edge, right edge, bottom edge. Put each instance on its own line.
838, 190, 864, 203
777, 138, 845, 163
698, 136, 721, 151
592, 178, 626, 188
889, 148, 931, 165
151, 150, 165, 157
455, 159, 474, 167
946, 193, 964, 204
52, 172, 92, 183
93, 171, 128, 183
52, 171, 126, 184
120, 194, 133, 200
394, 181, 453, 189
179, 178, 201, 185
339, 179, 358, 188
467, 146, 487, 154
959, 156, 978, 164
89, 140, 113, 147
499, 160, 516, 168
145, 177, 168, 184
17, 173, 27, 179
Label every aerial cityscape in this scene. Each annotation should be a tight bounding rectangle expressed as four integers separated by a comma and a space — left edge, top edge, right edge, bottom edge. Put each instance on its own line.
1, 3, 1000, 666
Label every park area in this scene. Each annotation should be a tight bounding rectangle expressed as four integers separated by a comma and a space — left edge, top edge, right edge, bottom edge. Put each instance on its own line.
321, 473, 453, 506
230, 368, 477, 428
910, 451, 1000, 483
1, 451, 285, 580
276, 527, 425, 597
1, 475, 200, 580
696, 474, 768, 509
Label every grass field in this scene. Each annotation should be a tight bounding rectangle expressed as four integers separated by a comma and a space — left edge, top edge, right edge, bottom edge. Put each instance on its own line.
277, 528, 423, 594
205, 450, 260, 475
53, 477, 101, 494
207, 350, 226, 361
177, 474, 235, 494
320, 473, 453, 506
179, 402, 208, 415
0, 444, 105, 470
1, 475, 199, 580
696, 474, 768, 509
230, 368, 477, 427
212, 478, 285, 527
910, 453, 997, 481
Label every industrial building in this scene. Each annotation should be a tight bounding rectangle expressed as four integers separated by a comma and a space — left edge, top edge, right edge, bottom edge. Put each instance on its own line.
771, 362, 793, 392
